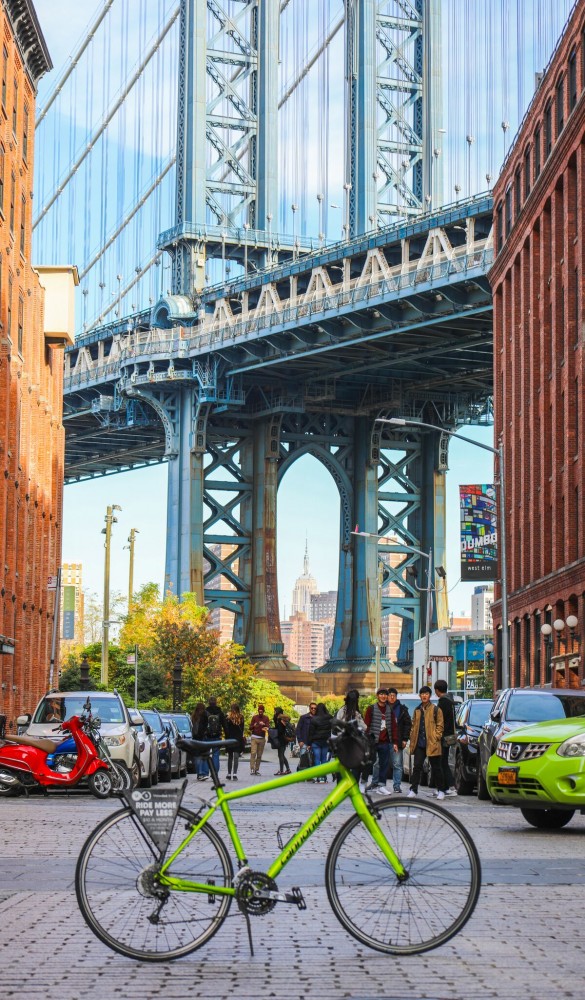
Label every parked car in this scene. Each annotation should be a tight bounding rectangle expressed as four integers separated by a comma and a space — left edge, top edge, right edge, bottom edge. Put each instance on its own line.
18, 690, 141, 786
140, 709, 174, 782
477, 687, 585, 800
163, 711, 195, 771
487, 714, 585, 828
129, 710, 159, 787
160, 715, 188, 778
450, 698, 493, 794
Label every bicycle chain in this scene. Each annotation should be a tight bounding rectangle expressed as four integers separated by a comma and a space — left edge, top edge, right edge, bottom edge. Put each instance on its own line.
235, 870, 278, 916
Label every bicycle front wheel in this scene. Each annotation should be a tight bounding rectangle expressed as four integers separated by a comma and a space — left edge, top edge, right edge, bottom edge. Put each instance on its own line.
76, 807, 233, 961
325, 798, 480, 955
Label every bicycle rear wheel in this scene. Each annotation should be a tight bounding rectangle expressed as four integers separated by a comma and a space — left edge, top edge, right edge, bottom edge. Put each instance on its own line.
76, 806, 233, 961
325, 798, 480, 955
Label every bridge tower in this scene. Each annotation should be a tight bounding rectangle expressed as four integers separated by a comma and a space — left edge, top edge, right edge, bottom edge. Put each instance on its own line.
154, 0, 449, 678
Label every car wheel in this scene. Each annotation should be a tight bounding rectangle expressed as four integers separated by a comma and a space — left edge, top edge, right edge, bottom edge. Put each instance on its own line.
141, 759, 153, 788
521, 808, 575, 830
476, 762, 490, 800
454, 750, 474, 796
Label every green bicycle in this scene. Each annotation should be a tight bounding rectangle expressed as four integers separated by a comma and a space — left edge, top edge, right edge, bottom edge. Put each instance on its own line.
75, 723, 481, 961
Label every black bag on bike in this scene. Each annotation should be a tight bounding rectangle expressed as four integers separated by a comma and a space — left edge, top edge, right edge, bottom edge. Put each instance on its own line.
330, 726, 375, 770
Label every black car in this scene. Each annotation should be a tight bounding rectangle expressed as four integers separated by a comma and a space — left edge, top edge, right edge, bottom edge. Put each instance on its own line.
476, 687, 585, 800
141, 709, 174, 782
450, 698, 492, 794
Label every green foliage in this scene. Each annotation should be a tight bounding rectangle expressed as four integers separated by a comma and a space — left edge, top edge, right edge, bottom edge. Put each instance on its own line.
321, 696, 344, 716
240, 677, 297, 723
473, 669, 494, 700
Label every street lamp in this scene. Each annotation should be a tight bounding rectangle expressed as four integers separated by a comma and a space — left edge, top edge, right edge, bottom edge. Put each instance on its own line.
173, 655, 183, 711
101, 503, 122, 686
540, 622, 553, 683
378, 416, 509, 689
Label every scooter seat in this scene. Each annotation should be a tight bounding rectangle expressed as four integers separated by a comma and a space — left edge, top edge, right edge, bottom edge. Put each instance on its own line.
2, 734, 60, 753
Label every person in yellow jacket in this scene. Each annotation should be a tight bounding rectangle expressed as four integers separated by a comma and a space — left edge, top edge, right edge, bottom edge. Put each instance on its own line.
407, 686, 446, 800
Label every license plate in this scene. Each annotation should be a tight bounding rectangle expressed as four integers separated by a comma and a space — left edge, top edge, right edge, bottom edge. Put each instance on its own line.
497, 766, 519, 785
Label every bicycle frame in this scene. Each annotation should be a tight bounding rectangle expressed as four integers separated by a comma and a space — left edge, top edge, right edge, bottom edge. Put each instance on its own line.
157, 757, 406, 896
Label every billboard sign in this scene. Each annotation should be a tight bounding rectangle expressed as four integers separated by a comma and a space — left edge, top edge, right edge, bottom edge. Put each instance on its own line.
62, 585, 76, 640
460, 484, 497, 581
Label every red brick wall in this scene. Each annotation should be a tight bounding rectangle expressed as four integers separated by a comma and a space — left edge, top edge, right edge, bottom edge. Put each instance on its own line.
0, 7, 63, 729
491, 5, 585, 688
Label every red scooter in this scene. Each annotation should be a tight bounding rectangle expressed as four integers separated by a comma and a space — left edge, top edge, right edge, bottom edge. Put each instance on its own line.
0, 704, 114, 799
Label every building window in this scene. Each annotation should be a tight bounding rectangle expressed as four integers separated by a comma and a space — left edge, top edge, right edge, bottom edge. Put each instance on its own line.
575, 377, 579, 456
17, 295, 23, 355
505, 187, 512, 237
534, 125, 541, 178
1, 47, 7, 112
496, 202, 503, 252
9, 172, 15, 233
515, 169, 522, 218
19, 195, 25, 255
12, 77, 17, 135
7, 275, 12, 340
544, 101, 552, 157
0, 143, 4, 214
524, 146, 531, 196
556, 76, 564, 135
569, 50, 577, 111
22, 104, 28, 162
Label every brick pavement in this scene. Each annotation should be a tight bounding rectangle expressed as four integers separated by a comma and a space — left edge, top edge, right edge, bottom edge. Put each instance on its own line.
1, 745, 584, 1000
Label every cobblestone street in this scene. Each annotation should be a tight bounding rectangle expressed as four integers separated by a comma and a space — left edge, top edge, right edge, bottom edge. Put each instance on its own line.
1, 747, 585, 1000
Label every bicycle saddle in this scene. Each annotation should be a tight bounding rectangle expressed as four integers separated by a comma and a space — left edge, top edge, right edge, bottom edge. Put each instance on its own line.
177, 737, 240, 754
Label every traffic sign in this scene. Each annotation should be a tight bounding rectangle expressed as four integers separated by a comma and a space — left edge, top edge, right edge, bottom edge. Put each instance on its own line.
47, 575, 58, 591
429, 654, 453, 662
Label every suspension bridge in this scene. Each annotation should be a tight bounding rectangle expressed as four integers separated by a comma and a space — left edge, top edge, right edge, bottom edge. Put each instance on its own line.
33, 0, 577, 675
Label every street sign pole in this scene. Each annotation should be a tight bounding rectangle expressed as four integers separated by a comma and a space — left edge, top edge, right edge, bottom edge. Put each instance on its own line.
48, 567, 62, 690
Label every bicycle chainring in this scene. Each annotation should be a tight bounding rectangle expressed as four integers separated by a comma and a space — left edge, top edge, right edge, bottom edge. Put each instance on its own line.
235, 870, 277, 916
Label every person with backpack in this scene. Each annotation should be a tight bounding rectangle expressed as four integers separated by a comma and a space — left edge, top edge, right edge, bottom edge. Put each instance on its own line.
204, 697, 226, 776
224, 703, 245, 781
407, 686, 445, 800
434, 679, 458, 797
307, 703, 333, 783
191, 701, 209, 781
273, 708, 292, 775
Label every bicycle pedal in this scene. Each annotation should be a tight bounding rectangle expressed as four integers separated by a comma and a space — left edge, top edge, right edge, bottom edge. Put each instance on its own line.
290, 887, 306, 910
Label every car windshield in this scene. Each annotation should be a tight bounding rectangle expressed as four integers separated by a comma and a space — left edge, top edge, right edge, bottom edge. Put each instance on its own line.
169, 715, 191, 735
141, 710, 164, 734
506, 693, 585, 723
468, 701, 492, 725
33, 696, 125, 724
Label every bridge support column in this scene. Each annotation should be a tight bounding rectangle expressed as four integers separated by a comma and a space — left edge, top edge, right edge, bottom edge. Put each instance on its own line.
164, 388, 204, 602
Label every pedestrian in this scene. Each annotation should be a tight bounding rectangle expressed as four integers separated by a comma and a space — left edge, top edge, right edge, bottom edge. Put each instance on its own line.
434, 679, 458, 796
190, 701, 209, 781
385, 687, 412, 794
224, 703, 245, 781
204, 696, 226, 776
363, 688, 393, 796
296, 702, 317, 772
248, 703, 270, 775
407, 686, 445, 800
335, 689, 367, 786
307, 703, 333, 783
273, 708, 292, 775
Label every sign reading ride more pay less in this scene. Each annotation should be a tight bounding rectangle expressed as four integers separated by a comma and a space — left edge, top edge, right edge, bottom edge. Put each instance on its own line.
123, 781, 188, 854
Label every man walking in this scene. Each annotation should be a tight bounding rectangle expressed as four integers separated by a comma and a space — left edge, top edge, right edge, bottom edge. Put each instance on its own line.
204, 697, 226, 775
386, 687, 412, 793
407, 686, 445, 800
363, 688, 393, 796
295, 702, 317, 770
434, 679, 458, 796
248, 703, 270, 775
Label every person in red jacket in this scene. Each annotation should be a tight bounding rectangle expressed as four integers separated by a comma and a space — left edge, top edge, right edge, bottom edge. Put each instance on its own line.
248, 704, 270, 775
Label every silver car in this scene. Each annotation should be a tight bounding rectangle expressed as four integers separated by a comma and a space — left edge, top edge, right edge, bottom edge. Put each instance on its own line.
129, 710, 159, 787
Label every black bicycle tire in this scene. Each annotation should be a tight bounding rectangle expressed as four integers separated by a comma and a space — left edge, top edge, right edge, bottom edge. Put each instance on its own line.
75, 806, 233, 961
325, 798, 481, 955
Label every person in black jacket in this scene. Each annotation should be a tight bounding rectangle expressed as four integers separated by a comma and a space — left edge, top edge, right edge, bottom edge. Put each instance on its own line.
307, 703, 333, 783
434, 679, 457, 797
273, 709, 292, 775
224, 703, 245, 781
191, 702, 209, 781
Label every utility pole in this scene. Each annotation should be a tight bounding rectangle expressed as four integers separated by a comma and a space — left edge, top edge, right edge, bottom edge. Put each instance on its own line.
101, 504, 121, 686
126, 528, 139, 612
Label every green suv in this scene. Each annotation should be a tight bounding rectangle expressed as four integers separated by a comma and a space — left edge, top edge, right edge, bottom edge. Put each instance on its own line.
487, 715, 585, 828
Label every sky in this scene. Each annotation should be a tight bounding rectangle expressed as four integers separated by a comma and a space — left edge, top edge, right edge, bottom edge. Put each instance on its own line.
32, 1, 503, 628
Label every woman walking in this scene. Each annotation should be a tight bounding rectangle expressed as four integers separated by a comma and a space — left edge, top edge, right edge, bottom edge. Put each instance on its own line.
225, 703, 245, 780
191, 702, 209, 781
335, 689, 367, 785
273, 707, 292, 775
307, 703, 333, 782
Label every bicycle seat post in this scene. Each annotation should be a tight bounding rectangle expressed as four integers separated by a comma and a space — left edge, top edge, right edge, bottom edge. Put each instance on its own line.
207, 750, 222, 789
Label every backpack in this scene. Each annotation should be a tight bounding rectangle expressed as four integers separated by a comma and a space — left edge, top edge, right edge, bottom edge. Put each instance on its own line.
206, 712, 222, 739
285, 721, 296, 743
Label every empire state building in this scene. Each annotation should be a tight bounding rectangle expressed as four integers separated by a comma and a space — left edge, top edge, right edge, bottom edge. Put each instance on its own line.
291, 541, 318, 618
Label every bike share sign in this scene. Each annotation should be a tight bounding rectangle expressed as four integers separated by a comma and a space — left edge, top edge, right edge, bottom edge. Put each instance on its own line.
123, 780, 188, 853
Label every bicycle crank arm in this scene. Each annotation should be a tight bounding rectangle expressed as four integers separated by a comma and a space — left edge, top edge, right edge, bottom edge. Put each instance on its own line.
252, 887, 306, 909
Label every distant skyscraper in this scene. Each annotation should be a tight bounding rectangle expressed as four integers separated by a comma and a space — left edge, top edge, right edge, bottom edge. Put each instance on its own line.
471, 585, 494, 631
310, 590, 337, 622
281, 612, 327, 671
291, 541, 318, 618
205, 543, 238, 643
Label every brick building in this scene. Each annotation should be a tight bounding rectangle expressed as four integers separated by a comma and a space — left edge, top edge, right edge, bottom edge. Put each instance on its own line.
0, 1, 76, 728
491, 4, 585, 687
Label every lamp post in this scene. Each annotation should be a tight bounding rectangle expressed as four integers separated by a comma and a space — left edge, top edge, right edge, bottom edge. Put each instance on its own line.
125, 528, 139, 612
80, 655, 91, 688
540, 623, 553, 683
173, 655, 183, 711
378, 416, 509, 689
101, 504, 122, 686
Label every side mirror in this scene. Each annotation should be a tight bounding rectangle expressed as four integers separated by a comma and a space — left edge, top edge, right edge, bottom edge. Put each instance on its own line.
144, 723, 152, 736
490, 710, 501, 722
16, 714, 31, 726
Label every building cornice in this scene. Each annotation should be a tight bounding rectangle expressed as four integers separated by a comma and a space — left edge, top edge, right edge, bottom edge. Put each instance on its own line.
3, 0, 52, 89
